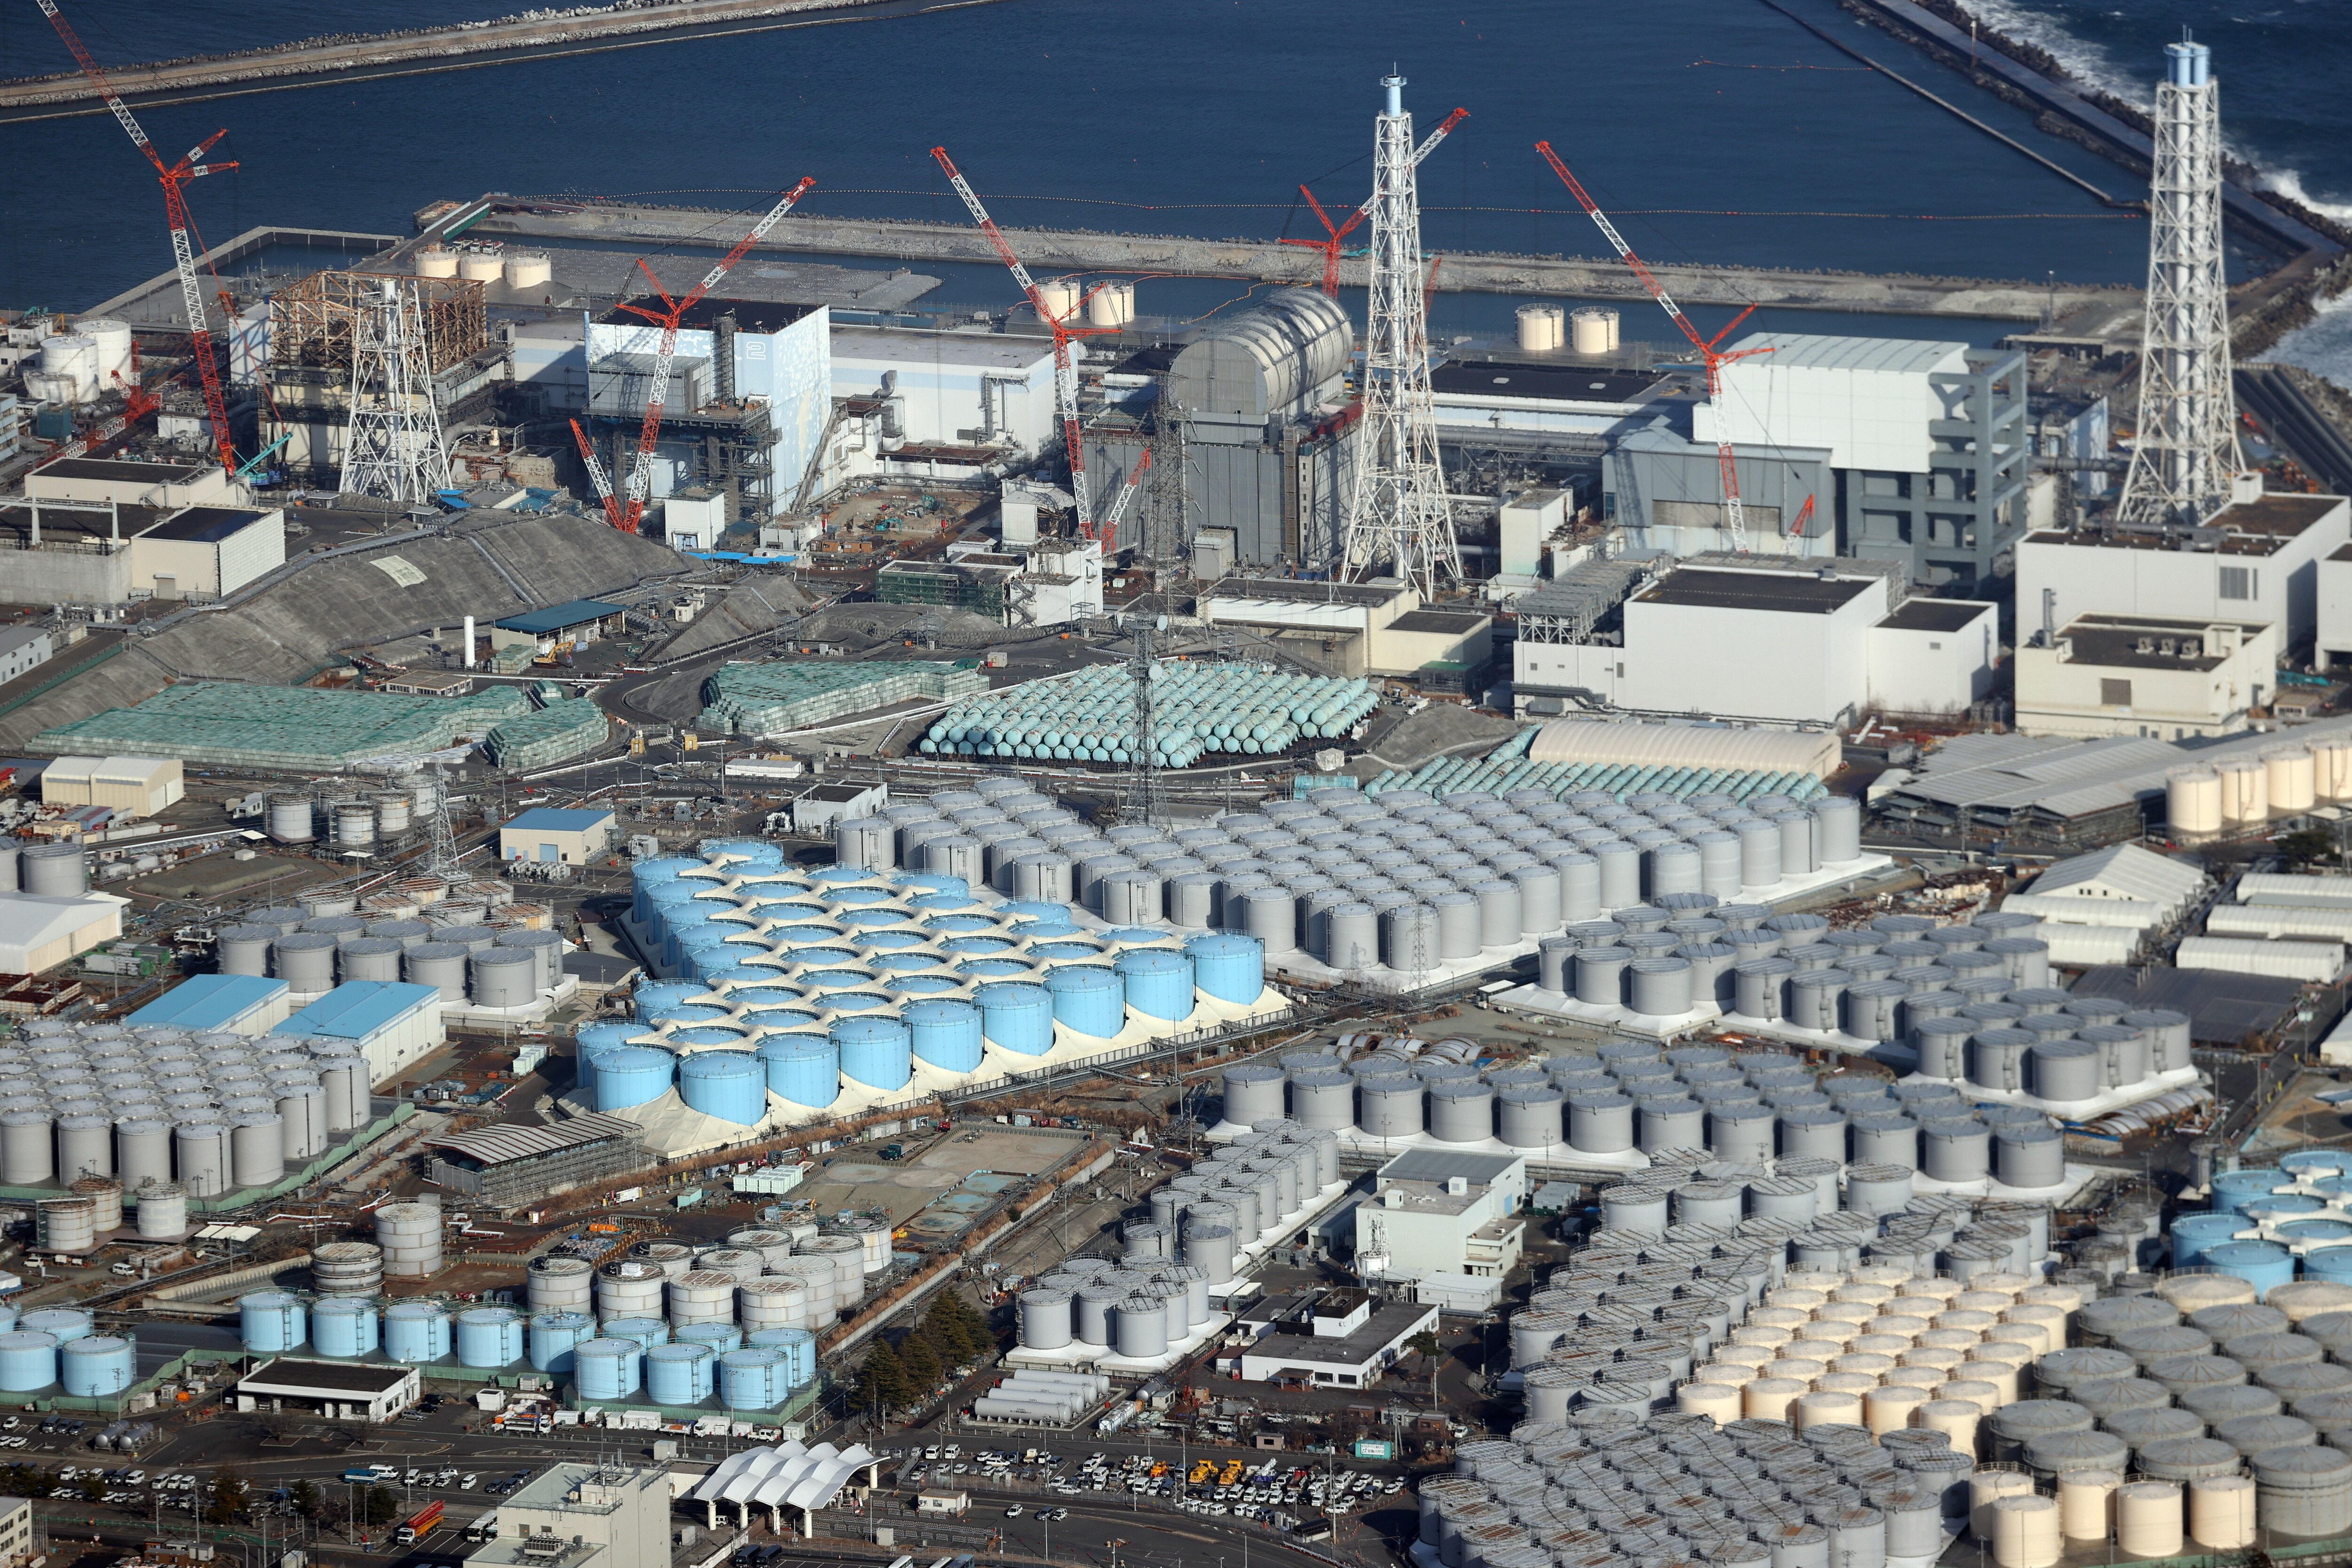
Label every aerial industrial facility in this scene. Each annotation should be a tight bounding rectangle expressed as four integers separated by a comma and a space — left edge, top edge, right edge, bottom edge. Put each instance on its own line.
0, 9, 2346, 1568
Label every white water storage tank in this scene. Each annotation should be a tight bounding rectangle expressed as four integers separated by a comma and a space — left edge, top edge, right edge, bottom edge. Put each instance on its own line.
2168, 769, 2224, 835
1087, 281, 1136, 327
312, 1240, 384, 1296
375, 1202, 443, 1277
595, 1262, 667, 1319
173, 1122, 230, 1196
1020, 1287, 1074, 1349
35, 1198, 95, 1254
527, 1256, 595, 1313
1113, 1295, 1168, 1358
504, 251, 552, 288
1571, 307, 1620, 354
134, 1182, 186, 1239
1516, 304, 1565, 352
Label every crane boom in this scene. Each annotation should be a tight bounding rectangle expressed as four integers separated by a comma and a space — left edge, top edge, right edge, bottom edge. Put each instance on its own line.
606, 177, 815, 534
1097, 448, 1154, 540
569, 417, 617, 513
38, 0, 239, 479
1535, 138, 1775, 552
1290, 107, 1469, 298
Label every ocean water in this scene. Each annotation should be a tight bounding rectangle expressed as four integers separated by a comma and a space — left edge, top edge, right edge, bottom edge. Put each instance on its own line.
0, 0, 2343, 368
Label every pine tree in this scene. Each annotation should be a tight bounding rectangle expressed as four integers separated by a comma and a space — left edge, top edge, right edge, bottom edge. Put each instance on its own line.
924, 1300, 977, 1363
860, 1337, 913, 1411
897, 1329, 942, 1392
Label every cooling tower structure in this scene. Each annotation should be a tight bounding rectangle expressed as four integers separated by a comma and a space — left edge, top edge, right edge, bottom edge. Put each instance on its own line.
603, 840, 1279, 1158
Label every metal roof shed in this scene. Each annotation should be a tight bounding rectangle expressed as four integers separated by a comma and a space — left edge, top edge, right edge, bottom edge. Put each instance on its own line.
127, 973, 291, 1036
272, 980, 443, 1087
2028, 843, 2207, 920
491, 598, 627, 650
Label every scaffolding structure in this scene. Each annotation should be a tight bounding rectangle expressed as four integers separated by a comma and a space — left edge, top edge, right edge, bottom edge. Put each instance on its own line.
2115, 39, 2240, 533
270, 269, 488, 374
340, 276, 454, 505
1340, 73, 1459, 598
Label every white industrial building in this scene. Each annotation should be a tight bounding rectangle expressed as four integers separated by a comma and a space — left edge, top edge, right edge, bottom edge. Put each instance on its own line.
0, 891, 123, 974
2017, 486, 2348, 651
233, 1359, 419, 1424
1353, 1148, 1526, 1282
829, 325, 1059, 460
1510, 558, 1995, 725
1431, 360, 1672, 440
490, 1462, 673, 1566
1202, 577, 1491, 682
2310, 542, 2352, 670
2020, 842, 2206, 921
2014, 613, 2278, 739
0, 627, 51, 685
1222, 1288, 1438, 1389
40, 756, 183, 817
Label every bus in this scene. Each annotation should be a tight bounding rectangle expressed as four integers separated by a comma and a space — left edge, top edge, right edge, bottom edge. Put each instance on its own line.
343, 1465, 396, 1484
465, 1513, 501, 1544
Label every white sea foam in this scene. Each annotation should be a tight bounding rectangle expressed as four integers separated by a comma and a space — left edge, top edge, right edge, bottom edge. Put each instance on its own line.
1961, 0, 2146, 106
2257, 293, 2352, 393
2256, 168, 2352, 225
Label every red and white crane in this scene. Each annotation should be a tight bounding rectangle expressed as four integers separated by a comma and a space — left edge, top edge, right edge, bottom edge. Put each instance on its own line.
1536, 139, 1777, 552
1285, 106, 1468, 297
932, 145, 1134, 542
580, 176, 816, 534
36, 0, 239, 477
1096, 446, 1153, 544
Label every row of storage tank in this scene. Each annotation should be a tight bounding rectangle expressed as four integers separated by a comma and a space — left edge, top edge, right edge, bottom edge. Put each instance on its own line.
0, 1019, 378, 1199
605, 842, 1266, 1122
1012, 1123, 1338, 1358
920, 661, 1383, 766
2166, 1152, 2352, 1292
218, 909, 562, 1006
0, 839, 91, 898
2165, 736, 2352, 832
236, 1291, 819, 1408
835, 782, 1868, 976
1224, 1035, 2081, 1190
0, 1305, 134, 1396
259, 777, 444, 848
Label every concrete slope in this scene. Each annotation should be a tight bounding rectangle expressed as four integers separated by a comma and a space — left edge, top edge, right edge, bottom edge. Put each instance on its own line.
640, 578, 813, 665
0, 514, 686, 751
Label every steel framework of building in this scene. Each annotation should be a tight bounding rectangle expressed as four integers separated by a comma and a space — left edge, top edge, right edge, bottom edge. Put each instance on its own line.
1339, 74, 1459, 599
271, 270, 488, 375
339, 277, 453, 505
2116, 39, 2241, 533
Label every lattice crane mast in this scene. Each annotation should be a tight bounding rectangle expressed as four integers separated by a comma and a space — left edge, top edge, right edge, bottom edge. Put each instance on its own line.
1286, 106, 1468, 297
932, 145, 1132, 541
1097, 447, 1153, 542
37, 0, 239, 478
1536, 139, 1776, 552
591, 176, 815, 534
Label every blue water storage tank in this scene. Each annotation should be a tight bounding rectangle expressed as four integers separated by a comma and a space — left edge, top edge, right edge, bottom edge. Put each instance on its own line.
976, 982, 1054, 1056
2213, 1168, 2288, 1215
998, 900, 1065, 921
1045, 967, 1125, 1038
756, 1035, 839, 1107
646, 1341, 716, 1404
2282, 1150, 2352, 1177
1014, 920, 1083, 941
925, 912, 997, 933
717, 1347, 787, 1409
678, 1052, 768, 1124
677, 1323, 744, 1354
2173, 1211, 2251, 1266
573, 1023, 637, 1100
528, 1310, 596, 1372
240, 1291, 305, 1353
2205, 1240, 2296, 1299
1103, 927, 1181, 947
1032, 941, 1106, 961
705, 838, 786, 868
907, 1001, 983, 1073
632, 858, 700, 924
649, 1006, 728, 1030
942, 935, 1016, 955
2246, 1192, 2328, 1220
2308, 1247, 2352, 1282
884, 974, 963, 997
60, 1335, 133, 1396
669, 1024, 751, 1046
747, 1326, 818, 1388
896, 873, 969, 897
1114, 950, 1195, 1021
958, 957, 1031, 979
593, 1048, 676, 1112
599, 1316, 670, 1353
20, 1309, 92, 1345
0, 1332, 55, 1392
456, 1307, 525, 1368
384, 1301, 452, 1363
834, 1017, 912, 1090
573, 1337, 642, 1401
1186, 933, 1264, 1004
634, 982, 709, 1021
311, 1298, 379, 1358
2282, 1219, 2352, 1249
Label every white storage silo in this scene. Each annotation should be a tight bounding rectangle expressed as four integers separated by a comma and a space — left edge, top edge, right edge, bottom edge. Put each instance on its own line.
1570, 307, 1620, 354
375, 1201, 443, 1277
1516, 304, 1565, 352
133, 1181, 187, 1240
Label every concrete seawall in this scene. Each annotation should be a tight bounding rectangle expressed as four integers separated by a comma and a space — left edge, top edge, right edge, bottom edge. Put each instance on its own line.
463, 199, 2140, 322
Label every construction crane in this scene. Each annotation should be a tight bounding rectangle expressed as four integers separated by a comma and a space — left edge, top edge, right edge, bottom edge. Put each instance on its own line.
1285, 106, 1468, 297
47, 388, 159, 464
1096, 448, 1154, 543
591, 176, 816, 534
37, 0, 239, 479
1536, 139, 1775, 552
932, 145, 1130, 541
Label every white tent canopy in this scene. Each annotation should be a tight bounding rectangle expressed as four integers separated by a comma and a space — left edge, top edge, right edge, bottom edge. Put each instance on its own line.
2025, 842, 2205, 921
1527, 718, 1839, 778
691, 1440, 880, 1530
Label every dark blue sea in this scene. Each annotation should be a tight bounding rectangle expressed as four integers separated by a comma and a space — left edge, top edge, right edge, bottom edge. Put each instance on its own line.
0, 0, 2344, 368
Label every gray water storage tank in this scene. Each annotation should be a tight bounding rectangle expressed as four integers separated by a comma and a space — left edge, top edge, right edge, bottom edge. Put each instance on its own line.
1496, 1086, 1564, 1150
1287, 1069, 1354, 1131
496, 929, 565, 991
1815, 797, 1862, 862
1555, 853, 1602, 922
1568, 1091, 1635, 1154
1592, 840, 1642, 908
1574, 947, 1630, 1008
1221, 1063, 1287, 1129
1987, 1398, 2096, 1464
1673, 1178, 1746, 1229
2023, 1428, 2131, 1480
1536, 936, 1575, 993
2080, 1022, 2151, 1088
1325, 903, 1378, 968
338, 937, 405, 984
2030, 1039, 2102, 1102
1849, 1114, 1919, 1170
2251, 1444, 2352, 1536
1426, 1081, 1494, 1144
1788, 970, 1848, 1032
1018, 1287, 1074, 1350
404, 942, 469, 1001
2126, 1009, 2194, 1072
1382, 905, 1440, 973
1510, 865, 1561, 935
1637, 1097, 1703, 1153
1845, 1162, 1915, 1217
1628, 957, 1693, 1017
1911, 1016, 1974, 1082
1842, 979, 1907, 1043
1734, 956, 1795, 1020
216, 925, 274, 977
19, 842, 85, 897
1354, 1076, 1423, 1138
1970, 1029, 2034, 1093
1996, 1124, 2066, 1190
1921, 1117, 1991, 1182
1647, 842, 1700, 900
271, 934, 338, 994
173, 1122, 230, 1196
469, 948, 538, 1008
1235, 886, 1298, 958
1467, 881, 1520, 949
2138, 1437, 2246, 1482
1708, 1102, 1778, 1163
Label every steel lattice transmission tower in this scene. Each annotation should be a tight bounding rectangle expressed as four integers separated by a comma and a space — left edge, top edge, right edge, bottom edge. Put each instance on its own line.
2116, 38, 2241, 532
340, 277, 452, 505
1340, 73, 1459, 596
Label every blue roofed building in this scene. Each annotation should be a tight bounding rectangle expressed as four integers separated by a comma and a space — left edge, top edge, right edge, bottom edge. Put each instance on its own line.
498, 806, 617, 868
272, 980, 443, 1085
127, 973, 291, 1037
490, 600, 628, 654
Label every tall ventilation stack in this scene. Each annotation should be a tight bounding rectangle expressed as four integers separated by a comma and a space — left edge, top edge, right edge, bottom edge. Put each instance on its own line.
1339, 72, 1459, 598
2115, 38, 2240, 533
340, 277, 453, 505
